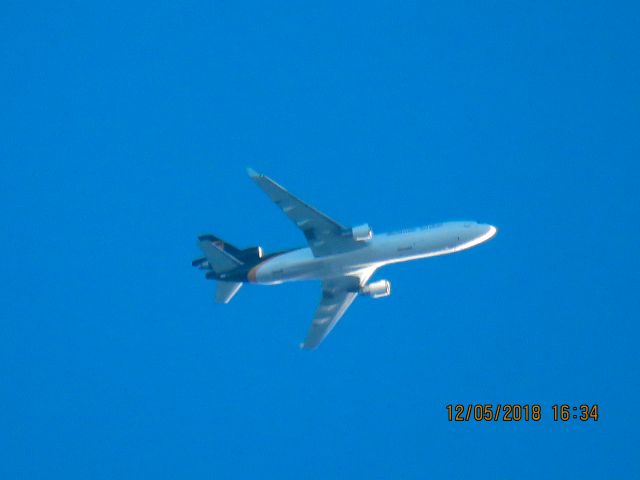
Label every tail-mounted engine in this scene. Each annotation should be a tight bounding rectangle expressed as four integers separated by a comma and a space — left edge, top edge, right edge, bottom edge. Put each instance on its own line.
360, 280, 391, 298
237, 246, 263, 263
351, 223, 373, 241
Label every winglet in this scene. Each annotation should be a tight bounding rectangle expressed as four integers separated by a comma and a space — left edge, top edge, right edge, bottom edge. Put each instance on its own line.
246, 167, 259, 178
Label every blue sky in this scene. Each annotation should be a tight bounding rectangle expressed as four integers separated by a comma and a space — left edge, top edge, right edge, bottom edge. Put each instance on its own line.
1, 1, 639, 478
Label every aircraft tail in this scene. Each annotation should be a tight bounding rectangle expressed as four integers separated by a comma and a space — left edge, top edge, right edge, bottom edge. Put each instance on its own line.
195, 234, 264, 270
215, 281, 243, 304
193, 234, 264, 304
198, 234, 244, 258
196, 234, 243, 274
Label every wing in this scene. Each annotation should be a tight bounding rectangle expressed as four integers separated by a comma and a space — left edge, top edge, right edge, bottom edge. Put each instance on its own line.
247, 168, 363, 257
300, 268, 377, 350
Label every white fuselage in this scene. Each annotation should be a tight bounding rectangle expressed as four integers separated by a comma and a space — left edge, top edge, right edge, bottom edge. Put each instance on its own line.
251, 221, 497, 285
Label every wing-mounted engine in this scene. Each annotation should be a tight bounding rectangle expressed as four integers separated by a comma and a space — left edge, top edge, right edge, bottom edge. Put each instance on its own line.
351, 223, 373, 241
360, 279, 391, 298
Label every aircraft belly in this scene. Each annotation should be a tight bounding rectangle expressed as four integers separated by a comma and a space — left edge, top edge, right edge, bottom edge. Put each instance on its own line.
254, 249, 322, 284
254, 250, 376, 284
253, 235, 455, 285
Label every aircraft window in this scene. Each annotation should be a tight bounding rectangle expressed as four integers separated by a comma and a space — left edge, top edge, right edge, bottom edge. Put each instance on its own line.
421, 223, 442, 230
390, 228, 418, 234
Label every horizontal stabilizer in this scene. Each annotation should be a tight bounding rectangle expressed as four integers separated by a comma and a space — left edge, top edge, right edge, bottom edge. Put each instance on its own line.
197, 238, 242, 273
198, 233, 263, 263
215, 281, 242, 304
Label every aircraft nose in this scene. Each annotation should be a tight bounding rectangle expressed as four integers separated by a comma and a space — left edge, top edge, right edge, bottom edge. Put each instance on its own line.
483, 224, 498, 240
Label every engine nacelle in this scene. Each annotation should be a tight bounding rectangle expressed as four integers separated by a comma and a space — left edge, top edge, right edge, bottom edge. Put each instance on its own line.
238, 246, 263, 262
351, 223, 373, 241
360, 280, 391, 298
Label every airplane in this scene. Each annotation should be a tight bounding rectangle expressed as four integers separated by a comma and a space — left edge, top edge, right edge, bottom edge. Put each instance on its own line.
192, 168, 497, 349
